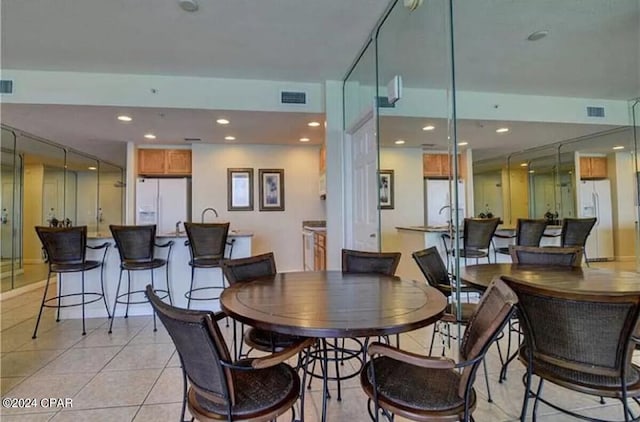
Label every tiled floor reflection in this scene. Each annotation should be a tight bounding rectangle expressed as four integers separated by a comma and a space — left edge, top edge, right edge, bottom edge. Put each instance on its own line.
1, 278, 636, 421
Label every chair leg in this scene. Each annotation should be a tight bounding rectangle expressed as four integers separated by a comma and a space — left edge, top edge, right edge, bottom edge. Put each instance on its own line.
165, 262, 173, 305
108, 269, 124, 334
584, 249, 590, 267
428, 323, 439, 355
125, 271, 131, 318
150, 269, 157, 332
99, 264, 111, 318
187, 266, 196, 309
532, 378, 544, 422
483, 359, 492, 403
81, 272, 86, 336
32, 272, 53, 339
222, 270, 229, 327
56, 274, 62, 322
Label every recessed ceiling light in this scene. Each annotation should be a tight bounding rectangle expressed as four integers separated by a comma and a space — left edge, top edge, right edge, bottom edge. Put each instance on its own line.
225, 136, 236, 141
308, 121, 320, 127
144, 133, 156, 140
528, 170, 535, 174
613, 145, 625, 150
216, 118, 230, 125
527, 30, 549, 41
496, 127, 510, 133
299, 137, 310, 142
117, 115, 132, 122
520, 163, 528, 167
394, 139, 406, 145
179, 0, 199, 12
88, 166, 97, 171
422, 125, 435, 131
458, 141, 468, 146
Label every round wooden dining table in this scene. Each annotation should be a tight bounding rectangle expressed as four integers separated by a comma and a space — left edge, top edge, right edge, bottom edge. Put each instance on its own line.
220, 270, 447, 422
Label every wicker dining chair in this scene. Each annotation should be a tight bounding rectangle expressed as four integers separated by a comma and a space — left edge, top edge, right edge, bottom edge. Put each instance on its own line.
183, 222, 233, 309
441, 218, 500, 269
493, 218, 548, 261
360, 278, 518, 422
560, 217, 597, 266
503, 279, 640, 421
33, 226, 111, 337
509, 245, 583, 267
341, 249, 401, 276
221, 253, 306, 361
146, 285, 314, 422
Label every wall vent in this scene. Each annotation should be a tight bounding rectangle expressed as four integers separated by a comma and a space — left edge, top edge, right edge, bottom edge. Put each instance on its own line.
421, 143, 437, 150
0, 80, 13, 94
376, 96, 396, 108
184, 137, 201, 142
586, 106, 605, 118
280, 91, 307, 104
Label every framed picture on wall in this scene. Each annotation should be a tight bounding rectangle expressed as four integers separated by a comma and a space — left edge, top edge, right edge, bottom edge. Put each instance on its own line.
379, 169, 394, 210
227, 168, 254, 211
259, 169, 285, 211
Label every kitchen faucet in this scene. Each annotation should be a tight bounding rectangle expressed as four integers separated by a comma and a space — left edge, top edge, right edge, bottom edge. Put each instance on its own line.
201, 207, 218, 223
438, 205, 451, 215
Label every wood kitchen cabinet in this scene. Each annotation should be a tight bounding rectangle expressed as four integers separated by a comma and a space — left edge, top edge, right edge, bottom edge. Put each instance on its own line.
579, 156, 607, 179
314, 232, 326, 271
423, 154, 461, 178
138, 149, 192, 176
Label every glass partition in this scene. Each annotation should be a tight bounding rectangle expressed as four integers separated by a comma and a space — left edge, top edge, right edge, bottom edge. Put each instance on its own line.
98, 162, 124, 234
66, 151, 98, 231
1, 127, 20, 291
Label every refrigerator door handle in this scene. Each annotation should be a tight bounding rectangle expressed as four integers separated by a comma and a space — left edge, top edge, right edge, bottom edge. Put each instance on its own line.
157, 195, 162, 231
594, 192, 600, 226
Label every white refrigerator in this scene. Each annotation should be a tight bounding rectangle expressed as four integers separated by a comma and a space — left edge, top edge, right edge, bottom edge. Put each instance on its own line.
135, 178, 190, 234
424, 179, 466, 227
578, 179, 613, 261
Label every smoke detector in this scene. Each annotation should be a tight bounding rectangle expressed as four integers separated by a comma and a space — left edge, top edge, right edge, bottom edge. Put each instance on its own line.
179, 0, 199, 12
404, 0, 423, 11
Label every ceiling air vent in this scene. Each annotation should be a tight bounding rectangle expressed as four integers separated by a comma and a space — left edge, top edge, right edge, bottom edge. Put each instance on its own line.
421, 143, 437, 150
0, 80, 14, 94
184, 138, 201, 142
280, 91, 307, 105
376, 96, 396, 108
586, 106, 605, 118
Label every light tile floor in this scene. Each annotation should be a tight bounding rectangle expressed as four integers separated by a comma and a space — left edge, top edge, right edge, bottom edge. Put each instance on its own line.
1, 265, 638, 422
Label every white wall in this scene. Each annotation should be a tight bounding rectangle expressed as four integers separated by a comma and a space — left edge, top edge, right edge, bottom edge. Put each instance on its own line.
379, 147, 424, 251
191, 144, 326, 271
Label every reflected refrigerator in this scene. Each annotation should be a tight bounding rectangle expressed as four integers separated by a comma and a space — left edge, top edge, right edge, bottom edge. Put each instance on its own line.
578, 179, 613, 261
135, 177, 190, 233
424, 179, 465, 227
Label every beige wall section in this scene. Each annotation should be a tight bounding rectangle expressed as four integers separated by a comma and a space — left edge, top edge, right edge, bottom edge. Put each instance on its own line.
609, 152, 636, 260
379, 147, 424, 278
191, 144, 326, 272
24, 163, 44, 263
502, 166, 529, 227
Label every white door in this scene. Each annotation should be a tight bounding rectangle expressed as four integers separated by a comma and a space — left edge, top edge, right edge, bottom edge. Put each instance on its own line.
351, 115, 379, 251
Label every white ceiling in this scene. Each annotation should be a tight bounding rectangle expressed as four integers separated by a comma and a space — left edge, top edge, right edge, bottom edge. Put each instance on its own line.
1, 0, 639, 167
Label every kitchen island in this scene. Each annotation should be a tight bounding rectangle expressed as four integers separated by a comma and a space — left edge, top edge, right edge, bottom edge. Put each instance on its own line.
58, 230, 253, 319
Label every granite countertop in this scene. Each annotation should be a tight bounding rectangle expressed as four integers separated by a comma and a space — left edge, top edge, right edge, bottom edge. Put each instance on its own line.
88, 229, 253, 239
396, 225, 454, 233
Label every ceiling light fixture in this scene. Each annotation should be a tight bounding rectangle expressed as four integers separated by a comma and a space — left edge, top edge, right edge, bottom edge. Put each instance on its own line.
216, 118, 230, 125
527, 30, 549, 41
394, 139, 405, 145
613, 145, 625, 150
422, 125, 435, 131
225, 136, 236, 141
520, 163, 528, 167
144, 133, 156, 139
528, 170, 535, 174
496, 127, 510, 133
117, 115, 132, 122
458, 141, 468, 146
299, 137, 310, 142
88, 166, 97, 171
179, 0, 199, 12
308, 122, 320, 127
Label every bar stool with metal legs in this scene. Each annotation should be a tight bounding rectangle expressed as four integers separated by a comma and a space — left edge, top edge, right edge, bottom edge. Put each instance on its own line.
33, 226, 111, 338
108, 224, 173, 333
183, 222, 233, 309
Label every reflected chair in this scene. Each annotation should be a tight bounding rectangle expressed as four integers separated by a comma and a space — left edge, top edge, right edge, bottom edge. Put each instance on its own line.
183, 222, 233, 309
493, 218, 547, 261
441, 217, 500, 269
504, 279, 640, 421
560, 217, 597, 266
221, 253, 306, 361
108, 224, 173, 333
509, 245, 583, 267
360, 278, 517, 422
33, 226, 111, 337
146, 285, 314, 422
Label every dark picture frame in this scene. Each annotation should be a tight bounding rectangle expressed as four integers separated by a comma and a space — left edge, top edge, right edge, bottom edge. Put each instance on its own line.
379, 169, 394, 210
227, 168, 254, 211
259, 169, 285, 211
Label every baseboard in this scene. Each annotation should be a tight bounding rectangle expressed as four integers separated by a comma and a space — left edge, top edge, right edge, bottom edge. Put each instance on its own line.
0, 279, 48, 301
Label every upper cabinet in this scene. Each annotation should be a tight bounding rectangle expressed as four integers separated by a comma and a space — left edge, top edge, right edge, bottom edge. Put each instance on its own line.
579, 156, 607, 180
423, 154, 461, 178
138, 149, 192, 176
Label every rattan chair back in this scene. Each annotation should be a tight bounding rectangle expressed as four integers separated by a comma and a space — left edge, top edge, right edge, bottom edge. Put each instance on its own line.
35, 226, 87, 265
464, 218, 500, 250
561, 218, 597, 248
412, 247, 450, 296
509, 246, 583, 267
515, 219, 548, 247
109, 224, 156, 263
146, 285, 234, 405
184, 222, 230, 265
221, 252, 277, 285
341, 249, 401, 276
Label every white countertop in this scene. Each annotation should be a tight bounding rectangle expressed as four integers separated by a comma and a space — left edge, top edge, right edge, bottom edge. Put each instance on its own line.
88, 230, 253, 239
396, 225, 453, 233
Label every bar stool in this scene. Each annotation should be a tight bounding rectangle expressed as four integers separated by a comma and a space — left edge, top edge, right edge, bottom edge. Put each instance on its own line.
33, 226, 111, 337
183, 222, 233, 309
108, 224, 173, 333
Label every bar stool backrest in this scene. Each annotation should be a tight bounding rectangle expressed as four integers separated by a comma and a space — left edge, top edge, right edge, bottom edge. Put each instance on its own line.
516, 219, 548, 247
184, 222, 230, 263
35, 226, 87, 265
561, 218, 597, 248
109, 224, 156, 263
464, 218, 500, 250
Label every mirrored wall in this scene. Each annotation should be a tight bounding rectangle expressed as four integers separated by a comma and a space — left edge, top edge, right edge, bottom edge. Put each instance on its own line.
0, 126, 124, 293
